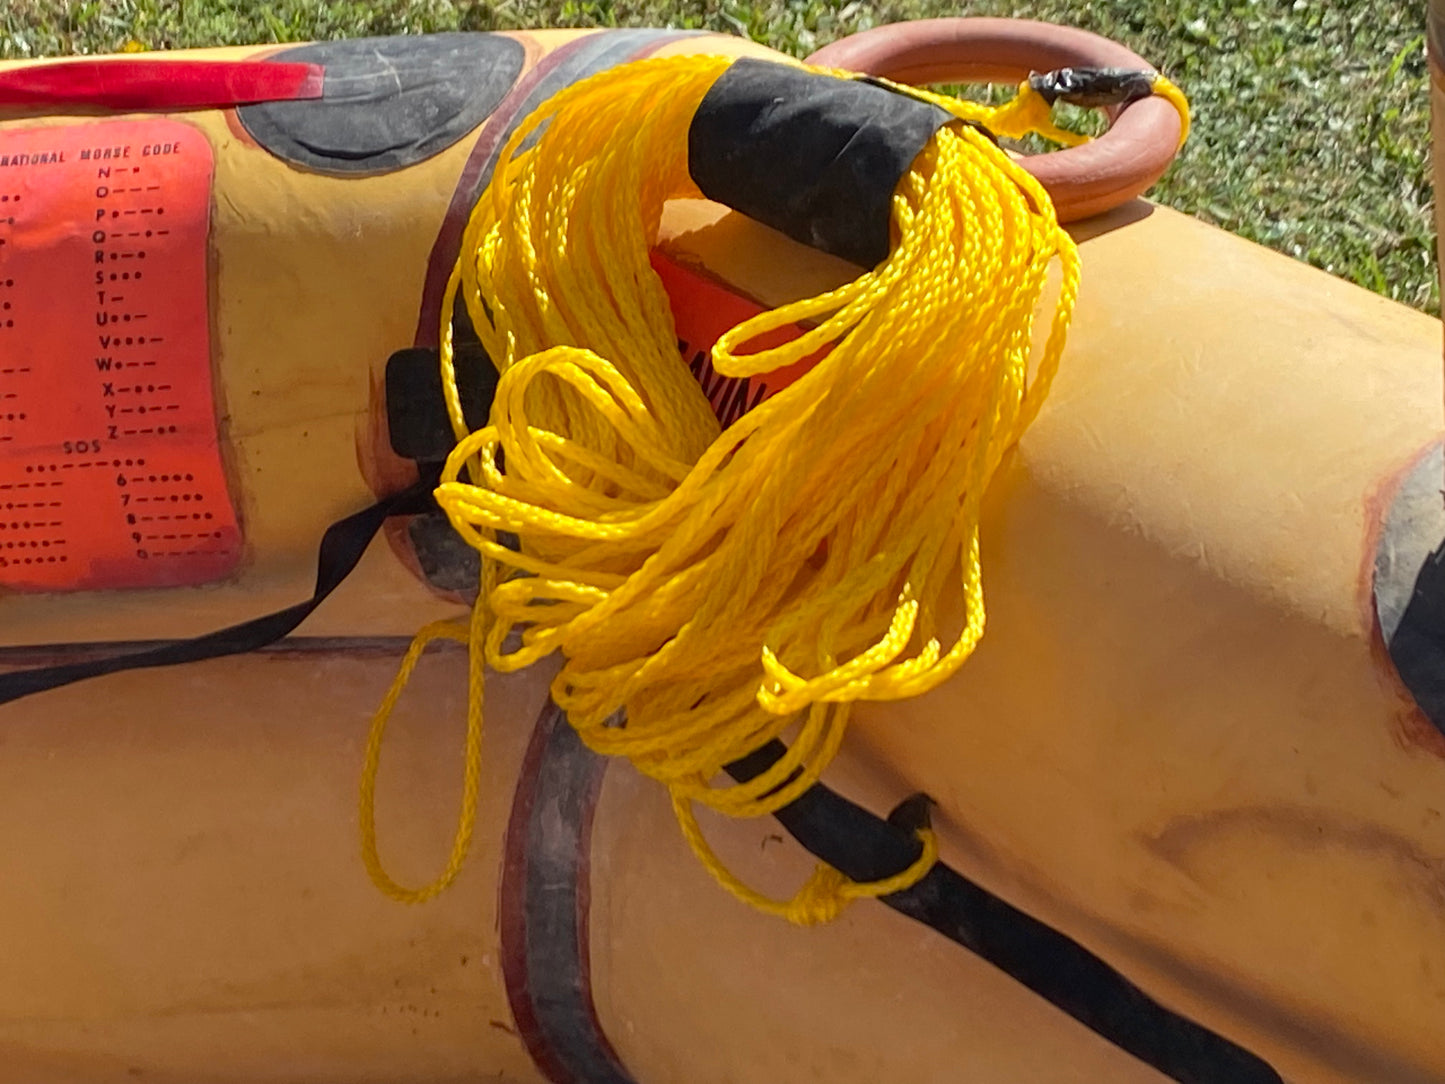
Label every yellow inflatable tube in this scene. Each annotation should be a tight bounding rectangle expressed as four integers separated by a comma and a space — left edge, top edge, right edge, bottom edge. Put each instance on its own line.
0, 28, 785, 644
0, 22, 1440, 1084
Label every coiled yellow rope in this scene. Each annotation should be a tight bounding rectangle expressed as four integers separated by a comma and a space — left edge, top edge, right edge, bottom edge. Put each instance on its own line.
357, 54, 1181, 922
981, 71, 1191, 148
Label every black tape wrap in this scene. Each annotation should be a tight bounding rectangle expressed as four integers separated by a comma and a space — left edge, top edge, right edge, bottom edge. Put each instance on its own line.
687, 58, 952, 268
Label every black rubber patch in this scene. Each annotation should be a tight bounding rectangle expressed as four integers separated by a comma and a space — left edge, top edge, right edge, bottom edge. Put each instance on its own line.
688, 58, 952, 268
237, 33, 525, 175
1375, 441, 1445, 734
384, 340, 497, 462
407, 513, 481, 595
386, 335, 493, 597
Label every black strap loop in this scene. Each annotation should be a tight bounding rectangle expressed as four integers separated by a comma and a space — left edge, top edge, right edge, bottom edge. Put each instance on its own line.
727, 742, 1283, 1084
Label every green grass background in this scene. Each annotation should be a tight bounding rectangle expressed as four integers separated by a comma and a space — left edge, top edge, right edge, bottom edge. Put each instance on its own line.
3, 0, 1437, 314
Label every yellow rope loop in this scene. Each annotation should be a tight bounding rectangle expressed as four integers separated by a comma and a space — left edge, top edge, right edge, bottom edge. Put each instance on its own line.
362, 53, 1105, 922
672, 793, 940, 926
863, 68, 1191, 153
1148, 74, 1192, 147
359, 609, 487, 904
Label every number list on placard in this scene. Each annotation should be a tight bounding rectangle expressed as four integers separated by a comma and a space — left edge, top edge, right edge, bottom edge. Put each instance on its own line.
0, 120, 240, 591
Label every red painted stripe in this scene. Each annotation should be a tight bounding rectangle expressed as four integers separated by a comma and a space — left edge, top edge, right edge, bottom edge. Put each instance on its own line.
0, 59, 324, 110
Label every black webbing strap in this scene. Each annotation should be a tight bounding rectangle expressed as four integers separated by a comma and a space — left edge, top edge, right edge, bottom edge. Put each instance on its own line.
0, 469, 439, 706
726, 742, 1283, 1084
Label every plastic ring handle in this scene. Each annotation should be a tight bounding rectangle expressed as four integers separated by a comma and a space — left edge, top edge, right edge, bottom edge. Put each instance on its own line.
807, 17, 1184, 222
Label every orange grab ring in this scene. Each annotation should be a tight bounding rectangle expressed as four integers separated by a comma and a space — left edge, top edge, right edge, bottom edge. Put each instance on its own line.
806, 17, 1185, 223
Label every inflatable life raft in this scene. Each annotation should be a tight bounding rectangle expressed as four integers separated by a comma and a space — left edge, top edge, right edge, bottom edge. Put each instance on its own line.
0, 18, 1442, 1084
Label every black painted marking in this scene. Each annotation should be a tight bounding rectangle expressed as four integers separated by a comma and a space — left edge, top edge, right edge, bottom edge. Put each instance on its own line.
1375, 440, 1445, 734
385, 342, 496, 462
406, 512, 480, 595
238, 34, 525, 175
500, 701, 636, 1084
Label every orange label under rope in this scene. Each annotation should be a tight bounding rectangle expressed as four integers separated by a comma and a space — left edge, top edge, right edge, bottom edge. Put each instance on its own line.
0, 119, 240, 591
651, 251, 823, 426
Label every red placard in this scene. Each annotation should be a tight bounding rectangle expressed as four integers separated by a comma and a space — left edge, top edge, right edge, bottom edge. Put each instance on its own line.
0, 119, 240, 592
